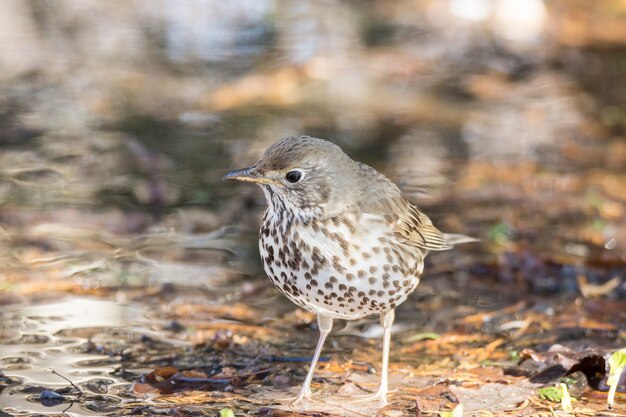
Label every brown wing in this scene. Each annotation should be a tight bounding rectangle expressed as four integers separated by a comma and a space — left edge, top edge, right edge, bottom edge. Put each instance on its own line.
364, 197, 452, 251
394, 198, 451, 251
353, 162, 451, 251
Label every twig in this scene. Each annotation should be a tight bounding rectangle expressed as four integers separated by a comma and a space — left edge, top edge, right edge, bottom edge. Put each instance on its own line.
51, 370, 83, 398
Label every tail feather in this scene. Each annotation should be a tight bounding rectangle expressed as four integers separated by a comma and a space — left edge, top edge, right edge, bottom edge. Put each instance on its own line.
443, 233, 480, 246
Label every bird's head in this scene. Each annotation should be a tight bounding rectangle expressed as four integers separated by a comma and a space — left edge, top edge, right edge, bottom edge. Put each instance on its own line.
223, 136, 359, 218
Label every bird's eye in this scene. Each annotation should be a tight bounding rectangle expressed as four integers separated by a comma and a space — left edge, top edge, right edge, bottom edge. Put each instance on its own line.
285, 170, 302, 183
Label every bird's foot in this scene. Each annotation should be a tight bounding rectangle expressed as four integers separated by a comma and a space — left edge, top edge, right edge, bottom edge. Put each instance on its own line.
289, 388, 313, 407
350, 389, 390, 404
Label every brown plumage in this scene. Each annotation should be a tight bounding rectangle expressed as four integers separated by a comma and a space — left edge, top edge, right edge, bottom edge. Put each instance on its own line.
224, 135, 474, 405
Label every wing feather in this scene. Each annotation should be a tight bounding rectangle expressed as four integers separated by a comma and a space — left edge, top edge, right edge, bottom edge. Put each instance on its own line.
352, 162, 452, 251
363, 196, 452, 251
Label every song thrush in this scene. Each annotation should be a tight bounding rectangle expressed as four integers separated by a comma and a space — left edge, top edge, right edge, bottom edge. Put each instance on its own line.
224, 136, 473, 404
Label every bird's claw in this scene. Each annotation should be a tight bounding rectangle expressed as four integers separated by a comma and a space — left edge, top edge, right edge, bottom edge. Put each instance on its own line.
289, 389, 312, 407
349, 390, 389, 404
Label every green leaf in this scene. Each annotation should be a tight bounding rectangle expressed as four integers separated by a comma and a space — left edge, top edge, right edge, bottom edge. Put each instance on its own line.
559, 383, 573, 412
488, 222, 510, 244
220, 408, 235, 417
439, 403, 463, 417
607, 348, 626, 409
537, 386, 562, 402
608, 349, 626, 383
403, 332, 440, 343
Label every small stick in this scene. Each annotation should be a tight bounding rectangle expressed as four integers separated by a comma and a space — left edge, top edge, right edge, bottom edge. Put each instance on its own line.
51, 370, 83, 398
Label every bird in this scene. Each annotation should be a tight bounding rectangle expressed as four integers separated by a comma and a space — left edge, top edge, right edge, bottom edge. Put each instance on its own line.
223, 135, 474, 405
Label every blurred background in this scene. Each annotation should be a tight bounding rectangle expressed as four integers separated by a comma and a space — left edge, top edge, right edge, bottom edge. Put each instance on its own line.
0, 1, 625, 415
0, 0, 624, 278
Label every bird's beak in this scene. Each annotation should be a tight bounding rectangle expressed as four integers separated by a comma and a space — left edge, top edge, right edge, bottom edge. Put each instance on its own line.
223, 165, 276, 185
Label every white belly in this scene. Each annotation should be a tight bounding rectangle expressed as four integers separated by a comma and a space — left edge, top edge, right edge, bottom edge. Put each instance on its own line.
260, 210, 424, 319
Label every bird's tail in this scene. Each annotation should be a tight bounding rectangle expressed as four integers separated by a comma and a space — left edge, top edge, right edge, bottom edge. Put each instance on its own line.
443, 233, 480, 246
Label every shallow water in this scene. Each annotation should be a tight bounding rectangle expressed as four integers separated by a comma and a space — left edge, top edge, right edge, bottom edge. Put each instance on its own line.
0, 299, 147, 416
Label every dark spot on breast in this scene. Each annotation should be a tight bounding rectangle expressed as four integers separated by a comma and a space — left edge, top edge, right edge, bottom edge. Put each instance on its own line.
345, 217, 356, 234
333, 259, 346, 273
311, 247, 327, 269
332, 233, 349, 255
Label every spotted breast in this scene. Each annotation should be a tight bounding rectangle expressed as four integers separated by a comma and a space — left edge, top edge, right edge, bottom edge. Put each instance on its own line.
259, 194, 424, 320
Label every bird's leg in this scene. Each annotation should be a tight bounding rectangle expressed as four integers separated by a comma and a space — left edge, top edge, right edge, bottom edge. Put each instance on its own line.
352, 309, 395, 403
374, 309, 395, 399
291, 314, 333, 405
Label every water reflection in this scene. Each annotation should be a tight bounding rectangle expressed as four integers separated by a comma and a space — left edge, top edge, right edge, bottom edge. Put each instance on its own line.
448, 0, 548, 43
0, 298, 145, 416
163, 0, 274, 63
